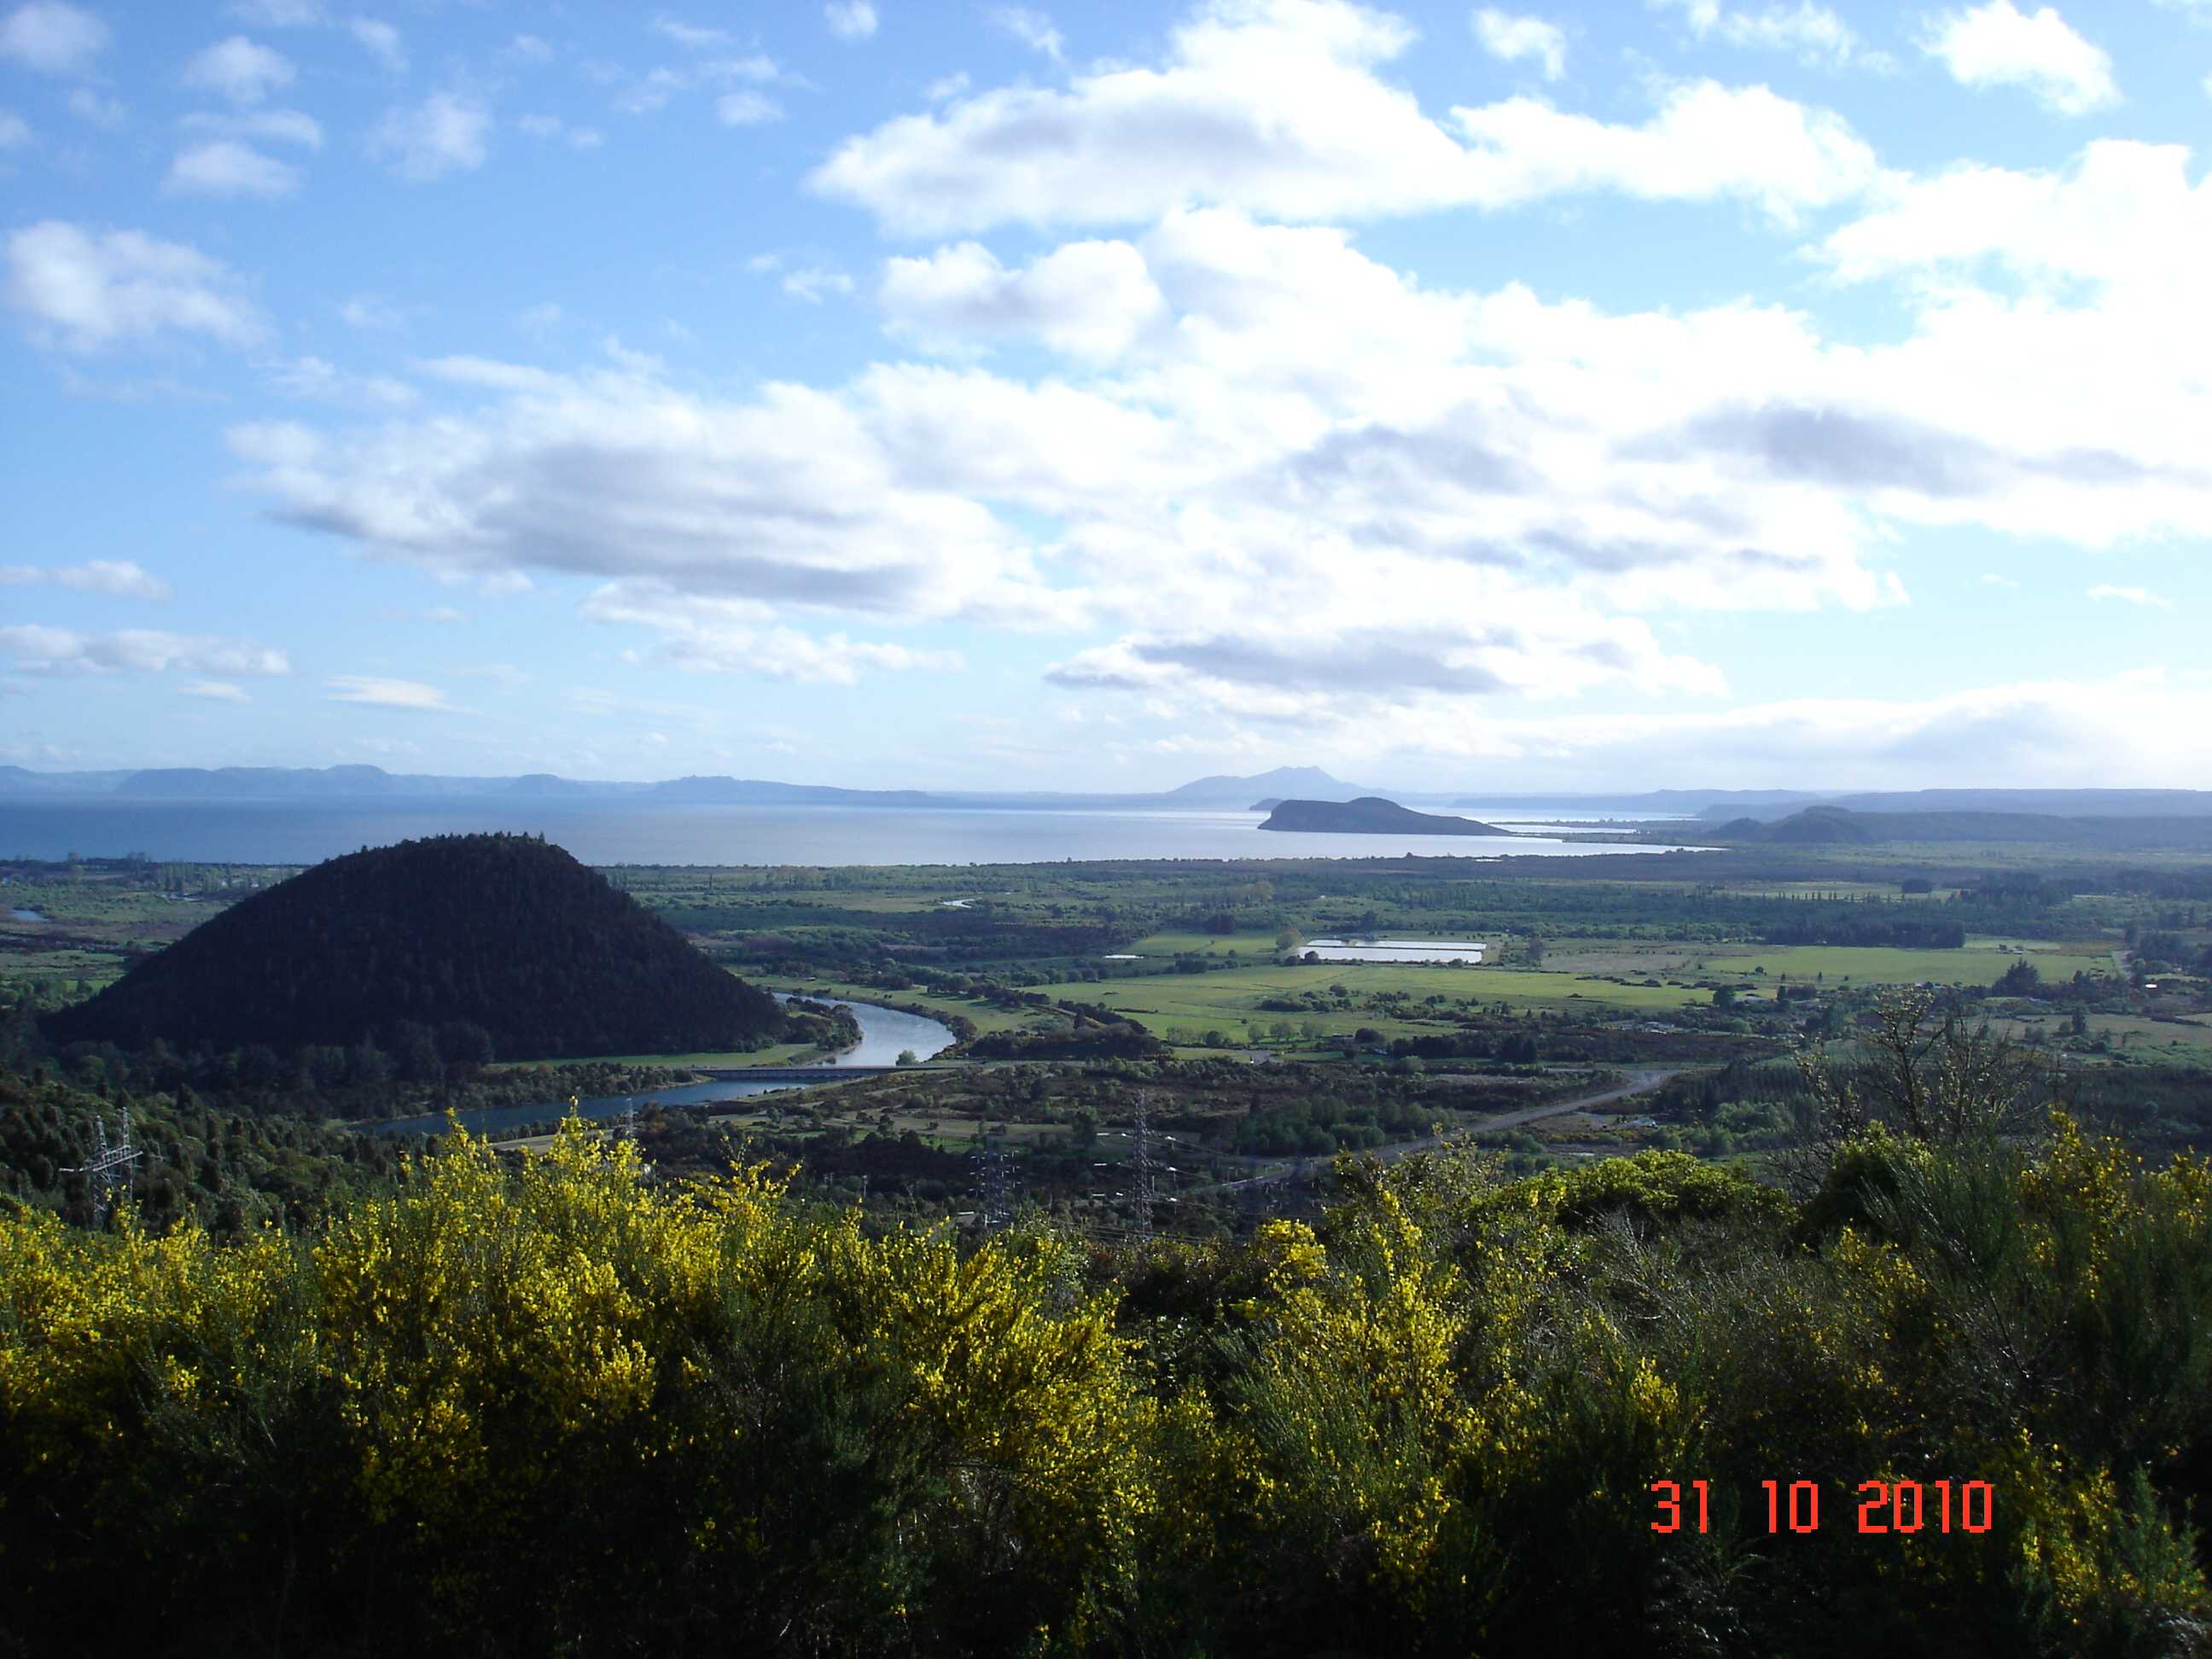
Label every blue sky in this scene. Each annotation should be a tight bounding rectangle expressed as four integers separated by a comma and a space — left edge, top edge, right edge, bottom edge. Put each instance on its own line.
3, 0, 2209, 792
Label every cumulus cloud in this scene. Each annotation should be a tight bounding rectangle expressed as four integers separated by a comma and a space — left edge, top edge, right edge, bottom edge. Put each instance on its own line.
992, 7, 1065, 59
222, 93, 2212, 732
265, 354, 416, 408
165, 138, 302, 198
0, 109, 28, 148
1919, 0, 2117, 114
1651, 0, 1877, 70
182, 36, 296, 105
369, 91, 491, 180
0, 626, 289, 676
224, 0, 324, 23
584, 584, 965, 683
3, 221, 265, 351
881, 239, 1165, 359
1472, 9, 1565, 80
2087, 584, 2173, 608
825, 1, 878, 40
782, 266, 853, 302
182, 107, 322, 147
0, 3, 108, 76
812, 1, 1875, 233
0, 560, 172, 598
716, 89, 783, 125
517, 113, 604, 148
323, 674, 454, 709
181, 680, 250, 701
350, 17, 405, 72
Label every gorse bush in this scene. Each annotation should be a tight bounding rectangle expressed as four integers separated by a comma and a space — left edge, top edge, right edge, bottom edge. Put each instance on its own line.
3, 1118, 2209, 1656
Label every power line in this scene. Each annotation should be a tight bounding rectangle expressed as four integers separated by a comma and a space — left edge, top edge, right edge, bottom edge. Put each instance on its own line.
61, 1109, 140, 1230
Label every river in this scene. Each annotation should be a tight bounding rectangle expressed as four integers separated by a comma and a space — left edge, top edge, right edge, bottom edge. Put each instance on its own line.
360, 998, 957, 1138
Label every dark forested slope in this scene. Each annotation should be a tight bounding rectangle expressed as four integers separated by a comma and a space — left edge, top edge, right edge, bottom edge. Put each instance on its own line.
1260, 797, 1506, 835
43, 833, 783, 1058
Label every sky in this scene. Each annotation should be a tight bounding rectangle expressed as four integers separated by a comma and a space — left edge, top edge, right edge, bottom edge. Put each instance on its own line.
2, 0, 2209, 795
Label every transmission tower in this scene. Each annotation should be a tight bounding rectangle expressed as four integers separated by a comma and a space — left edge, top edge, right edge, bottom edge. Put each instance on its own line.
1131, 1093, 1158, 1239
61, 1110, 141, 1229
970, 1131, 1013, 1230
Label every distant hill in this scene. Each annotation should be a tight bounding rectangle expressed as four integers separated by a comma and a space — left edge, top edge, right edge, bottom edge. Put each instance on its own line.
1167, 766, 1379, 805
44, 833, 784, 1058
647, 776, 937, 806
1259, 797, 1506, 835
1708, 806, 2212, 851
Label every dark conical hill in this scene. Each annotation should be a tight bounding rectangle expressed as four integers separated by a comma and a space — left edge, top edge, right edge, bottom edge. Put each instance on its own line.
44, 833, 783, 1058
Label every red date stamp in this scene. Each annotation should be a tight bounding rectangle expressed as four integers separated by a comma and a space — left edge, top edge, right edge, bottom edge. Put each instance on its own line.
1651, 1479, 1994, 1535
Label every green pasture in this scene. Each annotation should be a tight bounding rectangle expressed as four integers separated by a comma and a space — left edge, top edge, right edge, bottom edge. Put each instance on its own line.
1125, 928, 1289, 958
1698, 945, 2113, 986
1022, 962, 1705, 1045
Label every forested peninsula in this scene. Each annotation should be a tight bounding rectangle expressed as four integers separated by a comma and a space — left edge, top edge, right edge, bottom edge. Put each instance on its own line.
1260, 796, 1507, 835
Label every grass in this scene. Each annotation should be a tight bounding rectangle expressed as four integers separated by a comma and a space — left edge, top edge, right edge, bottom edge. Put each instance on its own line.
1022, 962, 1706, 1045
1696, 946, 2114, 985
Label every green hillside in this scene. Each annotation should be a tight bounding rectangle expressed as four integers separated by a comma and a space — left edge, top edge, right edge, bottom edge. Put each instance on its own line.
42, 833, 783, 1060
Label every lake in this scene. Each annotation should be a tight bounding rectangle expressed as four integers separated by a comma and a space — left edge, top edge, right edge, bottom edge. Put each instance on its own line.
361, 997, 957, 1138
0, 798, 1707, 866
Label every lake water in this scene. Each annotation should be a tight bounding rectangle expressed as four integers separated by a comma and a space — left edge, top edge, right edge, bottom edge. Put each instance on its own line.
362, 998, 957, 1138
0, 799, 1706, 866
1301, 938, 1491, 963
8, 909, 44, 923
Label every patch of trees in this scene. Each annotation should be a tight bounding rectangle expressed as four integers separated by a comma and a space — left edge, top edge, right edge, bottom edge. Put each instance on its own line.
9, 1050, 2208, 1655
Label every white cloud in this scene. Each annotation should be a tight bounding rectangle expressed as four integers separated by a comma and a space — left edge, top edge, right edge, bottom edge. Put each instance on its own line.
716, 90, 783, 125
0, 560, 172, 599
265, 355, 416, 408
350, 16, 405, 72
183, 107, 323, 147
585, 585, 964, 683
507, 33, 553, 63
323, 674, 455, 709
66, 87, 124, 126
182, 36, 296, 105
783, 266, 854, 302
338, 293, 404, 330
992, 7, 1065, 59
651, 16, 733, 50
3, 222, 265, 351
2087, 584, 2173, 608
369, 91, 491, 180
0, 108, 26, 147
0, 625, 288, 676
825, 1, 878, 40
165, 139, 303, 198
181, 680, 250, 701
1652, 0, 1875, 70
812, 3, 1876, 233
1473, 10, 1565, 81
0, 3, 107, 75
224, 0, 325, 23
881, 239, 1165, 359
516, 113, 603, 148
223, 123, 2212, 747
1919, 1, 2116, 115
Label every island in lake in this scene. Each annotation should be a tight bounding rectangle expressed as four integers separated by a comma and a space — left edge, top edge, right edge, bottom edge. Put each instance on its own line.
1257, 796, 1508, 835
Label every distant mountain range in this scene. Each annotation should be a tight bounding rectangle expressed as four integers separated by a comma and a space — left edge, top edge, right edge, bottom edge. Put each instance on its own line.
3, 764, 2208, 822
